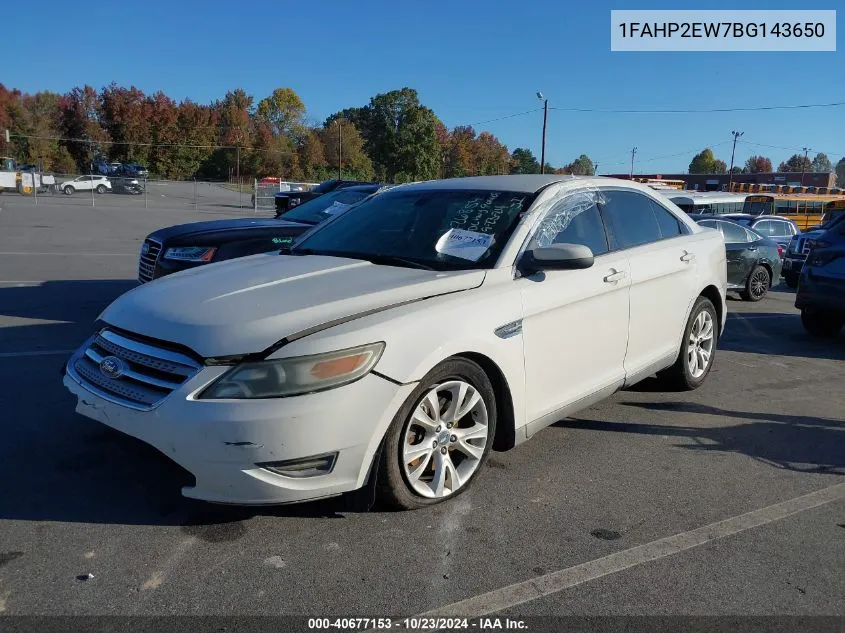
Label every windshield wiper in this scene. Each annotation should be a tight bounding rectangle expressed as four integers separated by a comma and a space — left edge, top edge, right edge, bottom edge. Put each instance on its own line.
365, 255, 435, 270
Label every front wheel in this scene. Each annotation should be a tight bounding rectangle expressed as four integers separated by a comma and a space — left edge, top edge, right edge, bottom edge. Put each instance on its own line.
63, 185, 74, 195
96, 184, 106, 194
741, 265, 770, 302
657, 296, 717, 391
377, 358, 496, 510
801, 309, 844, 338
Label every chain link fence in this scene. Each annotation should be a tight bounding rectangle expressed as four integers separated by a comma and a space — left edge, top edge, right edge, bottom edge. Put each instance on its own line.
0, 171, 318, 215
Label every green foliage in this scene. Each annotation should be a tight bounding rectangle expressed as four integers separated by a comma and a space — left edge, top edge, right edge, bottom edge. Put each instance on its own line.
777, 154, 813, 173
509, 148, 540, 174
836, 158, 845, 188
811, 152, 832, 173
688, 148, 727, 174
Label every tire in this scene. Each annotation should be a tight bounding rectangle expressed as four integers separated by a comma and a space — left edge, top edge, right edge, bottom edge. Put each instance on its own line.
740, 265, 770, 302
376, 358, 497, 510
783, 273, 798, 289
801, 308, 844, 338
63, 185, 74, 195
96, 184, 106, 194
657, 296, 717, 391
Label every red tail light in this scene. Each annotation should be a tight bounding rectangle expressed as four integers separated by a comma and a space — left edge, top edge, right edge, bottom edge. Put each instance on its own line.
777, 245, 784, 258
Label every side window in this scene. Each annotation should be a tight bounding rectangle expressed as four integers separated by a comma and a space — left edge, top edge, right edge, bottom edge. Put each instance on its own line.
528, 191, 609, 256
753, 220, 773, 236
719, 221, 749, 244
770, 221, 791, 237
649, 199, 687, 238
600, 190, 663, 249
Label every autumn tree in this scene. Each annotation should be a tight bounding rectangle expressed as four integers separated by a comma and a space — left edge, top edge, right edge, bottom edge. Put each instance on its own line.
255, 88, 306, 139
811, 152, 832, 173
473, 132, 510, 175
99, 83, 150, 164
58, 85, 108, 171
688, 148, 727, 174
444, 125, 476, 177
744, 155, 772, 173
778, 154, 813, 173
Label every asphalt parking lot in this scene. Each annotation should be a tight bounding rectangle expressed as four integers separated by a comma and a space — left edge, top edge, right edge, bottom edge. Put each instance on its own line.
0, 194, 843, 620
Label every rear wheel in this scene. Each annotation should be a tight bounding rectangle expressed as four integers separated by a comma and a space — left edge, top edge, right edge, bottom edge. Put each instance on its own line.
377, 358, 496, 510
801, 309, 844, 338
657, 296, 717, 391
783, 273, 798, 289
63, 185, 74, 195
96, 184, 106, 194
741, 265, 770, 301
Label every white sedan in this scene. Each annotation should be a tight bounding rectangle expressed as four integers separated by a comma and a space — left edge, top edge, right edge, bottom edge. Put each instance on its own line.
63, 175, 727, 509
62, 175, 112, 195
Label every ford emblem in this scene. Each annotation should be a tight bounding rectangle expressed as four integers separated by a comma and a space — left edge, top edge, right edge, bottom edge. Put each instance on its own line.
99, 356, 126, 379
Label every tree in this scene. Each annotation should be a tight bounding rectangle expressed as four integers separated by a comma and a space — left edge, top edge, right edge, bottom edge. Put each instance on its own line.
319, 119, 373, 181
472, 131, 509, 175
444, 125, 476, 177
99, 83, 150, 164
835, 158, 845, 188
347, 88, 440, 182
58, 85, 108, 171
255, 88, 306, 139
744, 155, 772, 173
296, 129, 327, 181
778, 154, 813, 173
510, 148, 540, 174
688, 148, 727, 174
729, 166, 743, 174
564, 154, 595, 176
811, 152, 832, 173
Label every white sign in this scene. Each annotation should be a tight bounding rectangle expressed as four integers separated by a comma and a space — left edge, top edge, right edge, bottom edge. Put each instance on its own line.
435, 228, 494, 261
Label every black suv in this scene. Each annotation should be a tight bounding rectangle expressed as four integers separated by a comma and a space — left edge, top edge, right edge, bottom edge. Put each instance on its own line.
795, 213, 845, 338
274, 179, 373, 217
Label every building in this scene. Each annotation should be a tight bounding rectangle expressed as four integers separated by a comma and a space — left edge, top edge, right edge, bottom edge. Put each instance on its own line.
602, 172, 837, 192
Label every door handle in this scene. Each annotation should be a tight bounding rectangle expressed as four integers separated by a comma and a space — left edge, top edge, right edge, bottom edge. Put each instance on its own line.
680, 251, 696, 263
603, 270, 626, 283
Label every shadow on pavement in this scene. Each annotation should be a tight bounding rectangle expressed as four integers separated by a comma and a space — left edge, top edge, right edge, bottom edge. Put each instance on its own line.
560, 400, 845, 475
720, 312, 845, 361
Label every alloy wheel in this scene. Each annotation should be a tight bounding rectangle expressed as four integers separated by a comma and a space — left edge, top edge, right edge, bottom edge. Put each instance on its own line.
687, 309, 714, 379
401, 380, 489, 498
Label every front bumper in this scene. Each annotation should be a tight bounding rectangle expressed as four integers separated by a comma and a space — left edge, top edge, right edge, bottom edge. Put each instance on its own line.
63, 364, 415, 505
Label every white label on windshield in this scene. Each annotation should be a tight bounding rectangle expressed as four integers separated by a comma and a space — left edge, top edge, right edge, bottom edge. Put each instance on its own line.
435, 228, 494, 261
324, 201, 352, 216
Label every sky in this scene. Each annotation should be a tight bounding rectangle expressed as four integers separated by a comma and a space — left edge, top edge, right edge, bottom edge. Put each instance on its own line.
5, 0, 843, 174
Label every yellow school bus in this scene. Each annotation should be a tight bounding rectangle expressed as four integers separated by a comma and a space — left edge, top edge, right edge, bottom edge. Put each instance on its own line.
820, 199, 845, 227
742, 194, 845, 230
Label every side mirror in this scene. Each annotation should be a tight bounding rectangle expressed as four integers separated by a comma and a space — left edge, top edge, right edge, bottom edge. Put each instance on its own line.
518, 243, 595, 276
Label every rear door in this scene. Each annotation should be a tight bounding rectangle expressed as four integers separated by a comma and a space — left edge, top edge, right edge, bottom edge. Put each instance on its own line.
600, 189, 699, 377
716, 220, 756, 285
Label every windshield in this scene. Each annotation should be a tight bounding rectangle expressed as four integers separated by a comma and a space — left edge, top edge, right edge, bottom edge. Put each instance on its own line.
282, 189, 373, 225
293, 188, 532, 270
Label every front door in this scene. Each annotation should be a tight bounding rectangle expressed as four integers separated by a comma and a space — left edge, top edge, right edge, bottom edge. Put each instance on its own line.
518, 190, 631, 423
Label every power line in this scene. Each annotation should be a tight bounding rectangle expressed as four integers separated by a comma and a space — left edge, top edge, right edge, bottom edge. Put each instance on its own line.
738, 139, 842, 158
464, 108, 543, 127
549, 101, 845, 114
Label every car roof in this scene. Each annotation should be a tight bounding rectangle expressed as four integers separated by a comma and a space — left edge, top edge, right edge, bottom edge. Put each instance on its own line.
391, 175, 646, 195
338, 184, 381, 191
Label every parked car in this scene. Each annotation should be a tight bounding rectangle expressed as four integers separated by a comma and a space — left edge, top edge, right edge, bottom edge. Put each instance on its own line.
719, 213, 799, 251
275, 178, 373, 217
691, 214, 782, 301
61, 175, 111, 195
64, 176, 726, 509
795, 214, 845, 338
782, 213, 845, 288
112, 176, 144, 195
137, 184, 382, 282
117, 163, 148, 178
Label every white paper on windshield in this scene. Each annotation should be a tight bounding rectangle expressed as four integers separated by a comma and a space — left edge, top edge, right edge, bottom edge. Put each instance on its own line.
324, 201, 352, 216
435, 228, 494, 261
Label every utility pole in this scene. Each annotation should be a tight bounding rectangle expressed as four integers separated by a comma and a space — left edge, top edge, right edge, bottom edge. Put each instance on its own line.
537, 92, 548, 174
594, 163, 599, 176
801, 146, 811, 186
236, 145, 241, 208
728, 130, 744, 191
630, 147, 637, 178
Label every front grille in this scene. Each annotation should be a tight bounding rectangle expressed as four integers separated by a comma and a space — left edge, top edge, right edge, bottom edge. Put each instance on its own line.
70, 330, 201, 410
138, 238, 162, 283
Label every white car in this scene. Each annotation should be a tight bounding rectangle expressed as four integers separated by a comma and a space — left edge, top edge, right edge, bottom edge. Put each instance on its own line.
63, 176, 727, 509
62, 175, 112, 195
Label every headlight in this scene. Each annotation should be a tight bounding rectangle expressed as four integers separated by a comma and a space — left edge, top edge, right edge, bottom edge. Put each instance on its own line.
199, 342, 385, 399
163, 246, 217, 262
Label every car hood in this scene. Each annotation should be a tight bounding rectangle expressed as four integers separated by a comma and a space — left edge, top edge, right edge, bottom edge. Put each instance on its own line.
100, 254, 486, 358
148, 218, 310, 242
